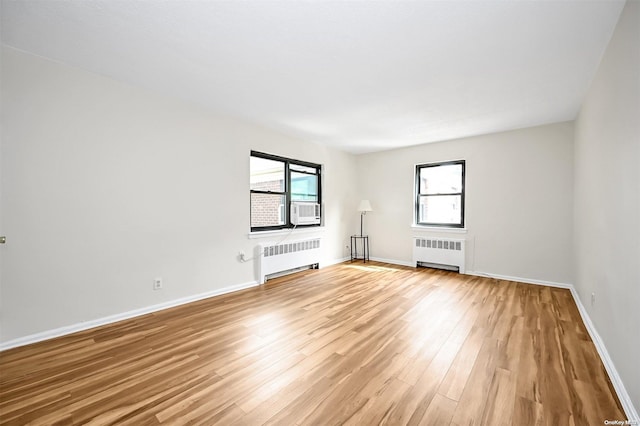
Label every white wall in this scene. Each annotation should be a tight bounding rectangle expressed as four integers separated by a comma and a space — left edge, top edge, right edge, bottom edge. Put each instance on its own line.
574, 0, 640, 413
355, 122, 575, 285
0, 46, 357, 343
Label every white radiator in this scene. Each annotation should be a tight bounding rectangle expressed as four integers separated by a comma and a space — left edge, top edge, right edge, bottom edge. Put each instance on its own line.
259, 238, 321, 284
412, 237, 466, 273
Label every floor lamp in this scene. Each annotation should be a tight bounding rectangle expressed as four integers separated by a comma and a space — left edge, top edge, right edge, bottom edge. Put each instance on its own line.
358, 200, 373, 236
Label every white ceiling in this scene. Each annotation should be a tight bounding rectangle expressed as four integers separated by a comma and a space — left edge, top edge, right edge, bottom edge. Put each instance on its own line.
0, 0, 625, 153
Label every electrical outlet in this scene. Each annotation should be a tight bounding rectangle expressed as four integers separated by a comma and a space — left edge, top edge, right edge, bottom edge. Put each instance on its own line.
591, 292, 596, 305
153, 277, 163, 290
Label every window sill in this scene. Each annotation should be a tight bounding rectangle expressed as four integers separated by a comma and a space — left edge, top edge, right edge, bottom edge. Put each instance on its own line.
411, 225, 467, 234
248, 226, 325, 239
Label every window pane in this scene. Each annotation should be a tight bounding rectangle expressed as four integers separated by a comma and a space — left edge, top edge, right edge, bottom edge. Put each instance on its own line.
419, 195, 462, 225
419, 164, 463, 194
291, 172, 318, 202
251, 193, 286, 227
250, 157, 285, 192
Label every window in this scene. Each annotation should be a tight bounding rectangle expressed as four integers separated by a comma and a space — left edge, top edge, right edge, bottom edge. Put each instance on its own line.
250, 151, 321, 231
415, 160, 465, 228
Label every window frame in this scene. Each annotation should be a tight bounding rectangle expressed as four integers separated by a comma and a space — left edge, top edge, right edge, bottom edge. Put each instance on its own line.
415, 160, 466, 228
250, 151, 322, 232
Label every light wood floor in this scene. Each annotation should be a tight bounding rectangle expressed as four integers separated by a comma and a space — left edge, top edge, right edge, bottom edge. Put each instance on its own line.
0, 262, 625, 425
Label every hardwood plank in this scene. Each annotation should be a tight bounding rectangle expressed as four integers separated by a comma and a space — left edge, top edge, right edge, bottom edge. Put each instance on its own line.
417, 393, 457, 426
0, 262, 626, 425
437, 325, 485, 401
513, 396, 545, 426
480, 367, 516, 426
449, 337, 504, 426
234, 353, 343, 426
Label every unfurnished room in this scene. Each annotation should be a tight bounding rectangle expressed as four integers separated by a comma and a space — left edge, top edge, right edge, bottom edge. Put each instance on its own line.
0, 0, 638, 425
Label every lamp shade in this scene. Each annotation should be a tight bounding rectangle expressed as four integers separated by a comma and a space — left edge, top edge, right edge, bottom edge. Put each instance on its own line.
358, 200, 373, 212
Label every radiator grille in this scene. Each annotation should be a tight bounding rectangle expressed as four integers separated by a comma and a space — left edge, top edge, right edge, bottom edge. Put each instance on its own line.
263, 239, 320, 257
415, 238, 462, 251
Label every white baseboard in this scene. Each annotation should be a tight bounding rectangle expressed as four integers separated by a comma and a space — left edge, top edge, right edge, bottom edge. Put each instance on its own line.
321, 256, 350, 267
465, 270, 573, 289
569, 288, 639, 422
0, 280, 259, 352
369, 257, 415, 267
324, 256, 414, 268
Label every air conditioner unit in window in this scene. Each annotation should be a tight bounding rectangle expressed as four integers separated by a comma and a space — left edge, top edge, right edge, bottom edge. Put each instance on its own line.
290, 202, 321, 225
